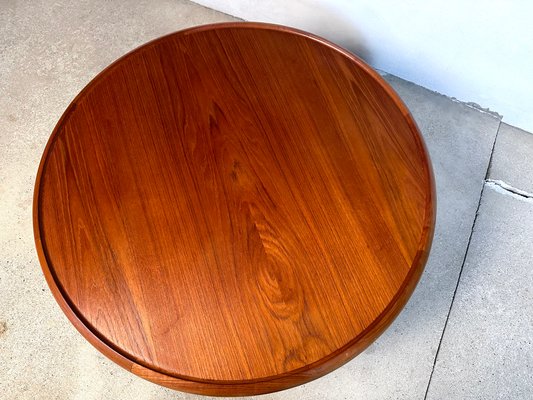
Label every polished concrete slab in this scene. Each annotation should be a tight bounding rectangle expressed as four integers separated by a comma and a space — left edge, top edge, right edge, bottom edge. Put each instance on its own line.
426, 185, 533, 400
425, 122, 533, 400
1, 1, 530, 399
488, 123, 533, 194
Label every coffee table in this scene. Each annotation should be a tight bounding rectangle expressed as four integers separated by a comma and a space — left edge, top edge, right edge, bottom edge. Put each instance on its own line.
34, 23, 435, 396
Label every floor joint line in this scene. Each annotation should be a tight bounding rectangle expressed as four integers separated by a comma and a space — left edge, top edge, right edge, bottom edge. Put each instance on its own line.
423, 119, 502, 399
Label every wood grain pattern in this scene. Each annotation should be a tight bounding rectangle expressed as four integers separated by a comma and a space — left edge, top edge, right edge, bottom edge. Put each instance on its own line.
33, 23, 435, 396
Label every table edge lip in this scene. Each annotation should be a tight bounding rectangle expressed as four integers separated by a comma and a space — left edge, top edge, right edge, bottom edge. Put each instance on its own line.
32, 21, 436, 395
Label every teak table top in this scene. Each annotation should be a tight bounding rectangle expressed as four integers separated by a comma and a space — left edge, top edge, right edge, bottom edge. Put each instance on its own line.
34, 23, 435, 396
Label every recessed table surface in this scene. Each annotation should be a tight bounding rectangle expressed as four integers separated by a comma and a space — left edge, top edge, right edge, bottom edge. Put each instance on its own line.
34, 23, 435, 396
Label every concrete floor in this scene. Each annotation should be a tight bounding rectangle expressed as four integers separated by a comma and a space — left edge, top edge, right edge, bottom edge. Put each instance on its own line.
1, 1, 531, 399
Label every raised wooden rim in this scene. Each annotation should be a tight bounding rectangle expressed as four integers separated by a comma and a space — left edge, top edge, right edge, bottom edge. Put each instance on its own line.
33, 22, 436, 396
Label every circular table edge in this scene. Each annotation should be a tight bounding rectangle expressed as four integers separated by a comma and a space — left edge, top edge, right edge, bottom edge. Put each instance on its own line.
32, 22, 437, 396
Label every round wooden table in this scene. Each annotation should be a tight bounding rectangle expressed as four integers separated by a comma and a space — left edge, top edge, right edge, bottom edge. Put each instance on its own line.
34, 23, 435, 396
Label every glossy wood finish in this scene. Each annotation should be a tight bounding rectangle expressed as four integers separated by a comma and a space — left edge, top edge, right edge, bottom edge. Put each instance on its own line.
34, 23, 435, 396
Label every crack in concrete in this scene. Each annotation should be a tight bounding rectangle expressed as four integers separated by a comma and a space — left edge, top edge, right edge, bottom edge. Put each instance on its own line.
485, 179, 533, 202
